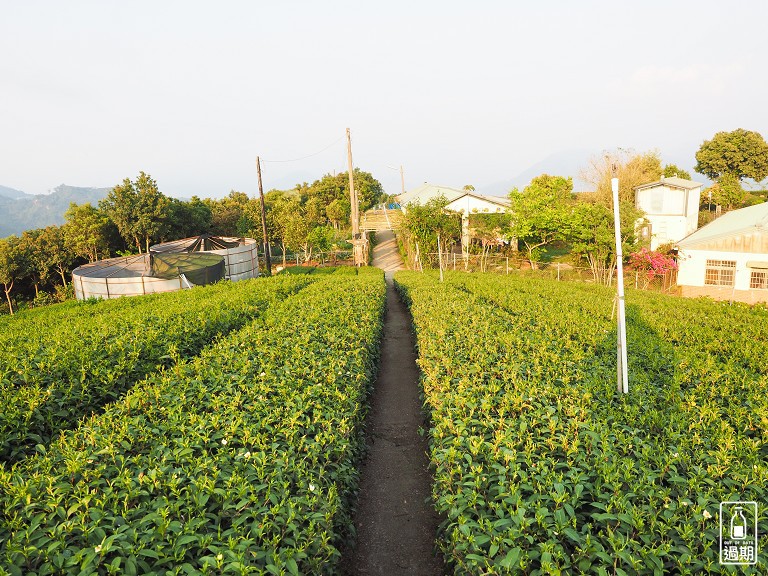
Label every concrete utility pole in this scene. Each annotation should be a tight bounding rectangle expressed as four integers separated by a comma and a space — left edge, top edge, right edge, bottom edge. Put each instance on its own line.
256, 156, 271, 275
399, 165, 405, 196
347, 128, 363, 266
611, 172, 629, 394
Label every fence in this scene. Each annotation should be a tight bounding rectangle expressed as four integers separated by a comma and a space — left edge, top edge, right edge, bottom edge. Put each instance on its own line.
415, 252, 679, 293
261, 249, 355, 270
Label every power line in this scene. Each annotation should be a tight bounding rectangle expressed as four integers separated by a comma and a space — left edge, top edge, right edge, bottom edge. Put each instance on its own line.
260, 135, 345, 163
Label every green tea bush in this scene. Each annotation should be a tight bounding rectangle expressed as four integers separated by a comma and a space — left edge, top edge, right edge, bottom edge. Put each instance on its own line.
0, 268, 385, 575
0, 276, 313, 462
396, 271, 767, 575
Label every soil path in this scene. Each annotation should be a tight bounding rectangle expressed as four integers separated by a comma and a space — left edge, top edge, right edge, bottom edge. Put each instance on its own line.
340, 231, 444, 575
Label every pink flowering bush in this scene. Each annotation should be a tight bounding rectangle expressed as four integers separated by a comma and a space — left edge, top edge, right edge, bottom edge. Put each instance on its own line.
629, 247, 677, 281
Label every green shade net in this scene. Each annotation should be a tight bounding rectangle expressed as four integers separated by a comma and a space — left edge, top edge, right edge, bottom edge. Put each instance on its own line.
150, 253, 226, 286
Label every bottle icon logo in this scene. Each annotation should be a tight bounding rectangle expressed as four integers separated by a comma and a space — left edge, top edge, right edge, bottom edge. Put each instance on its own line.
720, 501, 758, 565
730, 506, 747, 540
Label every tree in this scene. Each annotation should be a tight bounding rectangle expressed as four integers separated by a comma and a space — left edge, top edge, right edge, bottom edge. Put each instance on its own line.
326, 198, 350, 230
400, 196, 461, 277
469, 213, 511, 272
17, 229, 43, 297
100, 172, 169, 253
164, 197, 212, 239
304, 169, 384, 219
306, 225, 335, 261
706, 173, 746, 211
206, 191, 260, 237
695, 128, 768, 182
36, 226, 74, 288
567, 200, 643, 285
63, 202, 113, 263
0, 236, 27, 314
580, 149, 662, 204
508, 174, 574, 268
269, 196, 308, 264
662, 164, 691, 180
282, 208, 311, 262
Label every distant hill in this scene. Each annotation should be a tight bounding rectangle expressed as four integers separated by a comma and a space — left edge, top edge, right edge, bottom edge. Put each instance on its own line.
0, 184, 112, 238
0, 185, 32, 201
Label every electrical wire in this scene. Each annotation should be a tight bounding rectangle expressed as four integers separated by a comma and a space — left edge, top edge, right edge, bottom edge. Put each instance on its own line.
260, 135, 345, 163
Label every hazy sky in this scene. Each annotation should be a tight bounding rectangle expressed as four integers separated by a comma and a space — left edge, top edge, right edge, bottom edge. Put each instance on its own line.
2, 1, 767, 198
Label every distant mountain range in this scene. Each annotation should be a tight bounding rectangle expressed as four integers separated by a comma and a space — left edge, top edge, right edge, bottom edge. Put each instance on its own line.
0, 184, 112, 238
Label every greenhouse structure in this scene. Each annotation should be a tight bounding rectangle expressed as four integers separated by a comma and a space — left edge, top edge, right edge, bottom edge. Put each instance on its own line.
72, 235, 259, 300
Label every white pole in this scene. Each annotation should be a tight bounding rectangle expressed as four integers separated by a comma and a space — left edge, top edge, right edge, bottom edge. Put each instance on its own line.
612, 177, 629, 394
437, 234, 444, 282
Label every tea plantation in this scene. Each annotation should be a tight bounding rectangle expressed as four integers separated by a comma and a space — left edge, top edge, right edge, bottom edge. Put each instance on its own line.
395, 271, 767, 575
1, 267, 766, 574
0, 268, 385, 574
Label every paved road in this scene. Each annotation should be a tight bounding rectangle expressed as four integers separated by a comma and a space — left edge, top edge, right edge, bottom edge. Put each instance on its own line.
371, 230, 405, 277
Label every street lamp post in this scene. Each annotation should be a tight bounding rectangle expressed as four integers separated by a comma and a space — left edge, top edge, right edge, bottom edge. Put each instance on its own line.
386, 164, 405, 196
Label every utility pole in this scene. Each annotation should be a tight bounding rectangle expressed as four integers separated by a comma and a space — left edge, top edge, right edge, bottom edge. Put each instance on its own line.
347, 128, 362, 266
256, 156, 271, 276
399, 164, 405, 195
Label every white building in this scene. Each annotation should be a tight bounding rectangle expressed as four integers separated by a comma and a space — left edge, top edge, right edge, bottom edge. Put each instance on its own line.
634, 176, 702, 250
676, 202, 768, 304
397, 184, 510, 248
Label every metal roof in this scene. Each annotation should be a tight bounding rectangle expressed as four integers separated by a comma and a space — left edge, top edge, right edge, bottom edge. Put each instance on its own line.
396, 184, 510, 208
677, 202, 768, 249
635, 176, 703, 191
396, 184, 465, 206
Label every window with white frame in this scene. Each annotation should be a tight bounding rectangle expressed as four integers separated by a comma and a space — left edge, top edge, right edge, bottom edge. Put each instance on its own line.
704, 259, 736, 286
750, 270, 768, 289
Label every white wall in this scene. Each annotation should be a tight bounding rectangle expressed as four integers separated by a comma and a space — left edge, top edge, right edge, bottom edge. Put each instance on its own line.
677, 248, 757, 290
637, 184, 702, 250
685, 186, 701, 234
646, 215, 689, 250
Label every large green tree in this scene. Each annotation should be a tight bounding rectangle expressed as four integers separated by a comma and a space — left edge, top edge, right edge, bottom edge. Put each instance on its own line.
205, 191, 260, 237
35, 225, 75, 288
695, 128, 768, 182
63, 203, 113, 263
304, 169, 384, 222
100, 172, 169, 253
164, 197, 212, 240
508, 174, 574, 267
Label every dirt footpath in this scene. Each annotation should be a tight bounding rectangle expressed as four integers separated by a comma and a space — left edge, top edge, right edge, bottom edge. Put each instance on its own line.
340, 230, 444, 575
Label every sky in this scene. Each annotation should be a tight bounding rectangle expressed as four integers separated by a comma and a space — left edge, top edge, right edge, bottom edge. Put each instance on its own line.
2, 0, 767, 199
